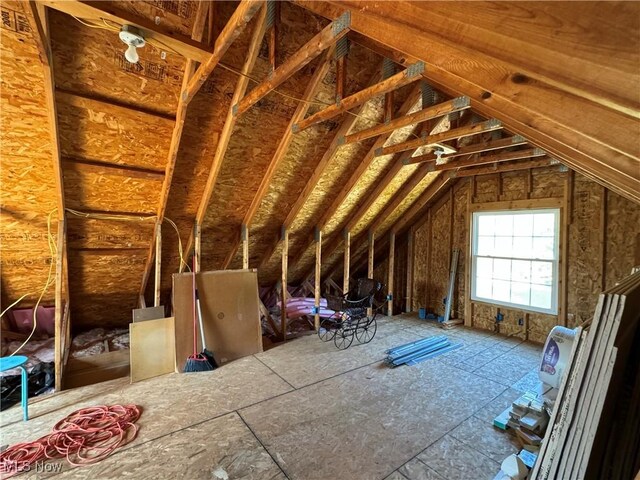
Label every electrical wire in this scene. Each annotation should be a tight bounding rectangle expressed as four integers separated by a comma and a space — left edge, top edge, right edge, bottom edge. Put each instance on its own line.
0, 404, 141, 477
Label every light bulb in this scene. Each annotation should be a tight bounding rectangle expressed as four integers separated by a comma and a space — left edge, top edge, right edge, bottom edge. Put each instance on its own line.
124, 44, 139, 64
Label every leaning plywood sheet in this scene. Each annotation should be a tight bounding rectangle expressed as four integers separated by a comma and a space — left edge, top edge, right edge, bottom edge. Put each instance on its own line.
133, 306, 166, 323
173, 270, 262, 371
130, 317, 176, 383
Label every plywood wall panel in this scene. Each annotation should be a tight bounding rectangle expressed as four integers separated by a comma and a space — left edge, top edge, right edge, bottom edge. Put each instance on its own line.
62, 165, 162, 214
567, 173, 603, 326
530, 168, 565, 199
605, 190, 640, 288
56, 93, 173, 171
50, 11, 184, 117
473, 174, 500, 203
428, 193, 452, 317
0, 1, 58, 307
500, 171, 528, 201
452, 181, 470, 320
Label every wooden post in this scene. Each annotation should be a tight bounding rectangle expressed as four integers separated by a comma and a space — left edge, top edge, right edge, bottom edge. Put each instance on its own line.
194, 222, 201, 273
314, 228, 322, 330
154, 224, 161, 307
406, 226, 415, 312
343, 230, 351, 293
281, 227, 288, 341
387, 233, 395, 315
54, 216, 65, 391
241, 224, 249, 269
368, 231, 375, 279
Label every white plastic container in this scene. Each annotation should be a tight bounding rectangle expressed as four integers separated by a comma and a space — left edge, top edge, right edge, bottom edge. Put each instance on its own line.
539, 325, 578, 388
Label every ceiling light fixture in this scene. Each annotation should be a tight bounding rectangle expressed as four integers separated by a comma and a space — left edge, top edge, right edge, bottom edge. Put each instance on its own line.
119, 25, 145, 64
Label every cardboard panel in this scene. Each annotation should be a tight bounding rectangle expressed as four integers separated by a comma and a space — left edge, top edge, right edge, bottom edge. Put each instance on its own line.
129, 317, 176, 383
133, 306, 166, 323
173, 270, 262, 371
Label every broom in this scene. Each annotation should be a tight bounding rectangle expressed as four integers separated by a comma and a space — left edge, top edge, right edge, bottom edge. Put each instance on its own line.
184, 262, 215, 372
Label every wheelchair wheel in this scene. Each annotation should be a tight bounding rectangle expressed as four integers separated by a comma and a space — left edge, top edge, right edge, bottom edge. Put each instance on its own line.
334, 327, 354, 350
318, 318, 338, 342
355, 318, 377, 344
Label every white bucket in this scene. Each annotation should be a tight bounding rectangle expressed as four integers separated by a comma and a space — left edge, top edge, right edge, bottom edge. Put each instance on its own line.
539, 326, 577, 388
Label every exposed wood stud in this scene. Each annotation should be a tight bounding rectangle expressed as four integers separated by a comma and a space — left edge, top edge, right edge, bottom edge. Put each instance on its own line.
154, 224, 161, 307
387, 232, 396, 315
335, 37, 349, 103
266, 0, 279, 72
367, 231, 375, 279
194, 223, 202, 273
343, 230, 351, 294
235, 12, 351, 116
314, 228, 322, 330
296, 61, 425, 131
281, 227, 289, 341
54, 217, 66, 391
406, 226, 415, 312
242, 224, 250, 270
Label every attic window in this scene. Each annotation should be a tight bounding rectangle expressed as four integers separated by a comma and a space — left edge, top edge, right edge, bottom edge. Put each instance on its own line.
470, 209, 560, 315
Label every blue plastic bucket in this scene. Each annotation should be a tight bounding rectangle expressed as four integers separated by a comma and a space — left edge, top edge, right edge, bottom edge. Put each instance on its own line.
418, 308, 427, 319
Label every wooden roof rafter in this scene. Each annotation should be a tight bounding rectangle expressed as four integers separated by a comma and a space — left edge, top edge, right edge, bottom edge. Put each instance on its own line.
285, 83, 423, 271
220, 48, 335, 268
23, 0, 70, 391
293, 60, 426, 132
294, 1, 640, 203
181, 3, 270, 272
256, 70, 382, 270
232, 11, 352, 116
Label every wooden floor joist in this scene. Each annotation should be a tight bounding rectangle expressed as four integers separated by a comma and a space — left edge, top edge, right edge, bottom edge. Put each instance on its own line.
294, 61, 425, 132
342, 96, 470, 145
233, 12, 351, 116
376, 119, 503, 157
405, 134, 528, 165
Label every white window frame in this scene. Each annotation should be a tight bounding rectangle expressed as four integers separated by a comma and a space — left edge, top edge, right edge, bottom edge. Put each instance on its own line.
470, 208, 560, 315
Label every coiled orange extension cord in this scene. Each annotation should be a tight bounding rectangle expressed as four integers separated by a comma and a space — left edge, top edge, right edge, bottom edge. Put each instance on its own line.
0, 405, 141, 477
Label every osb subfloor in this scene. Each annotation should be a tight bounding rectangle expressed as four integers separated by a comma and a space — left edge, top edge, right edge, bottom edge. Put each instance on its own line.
1, 314, 543, 479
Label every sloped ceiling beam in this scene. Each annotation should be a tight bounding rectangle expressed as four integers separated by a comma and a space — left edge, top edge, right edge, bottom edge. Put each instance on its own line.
342, 95, 470, 145
405, 134, 527, 165
183, 0, 264, 104
286, 83, 422, 271
257, 74, 378, 270
377, 119, 503, 157
294, 61, 425, 132
295, 1, 640, 203
232, 12, 351, 116
139, 1, 211, 297
182, 4, 269, 271
432, 147, 546, 172
40, 0, 212, 62
221, 48, 333, 268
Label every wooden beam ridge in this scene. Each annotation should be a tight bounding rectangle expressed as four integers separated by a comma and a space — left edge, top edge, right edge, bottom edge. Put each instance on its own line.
182, 6, 268, 272
41, 0, 212, 62
183, 0, 264, 104
258, 70, 382, 270
294, 61, 425, 132
405, 134, 527, 165
294, 1, 640, 203
453, 157, 560, 178
24, 1, 69, 391
342, 95, 470, 145
233, 11, 351, 116
377, 118, 502, 157
433, 147, 546, 172
139, 1, 210, 293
